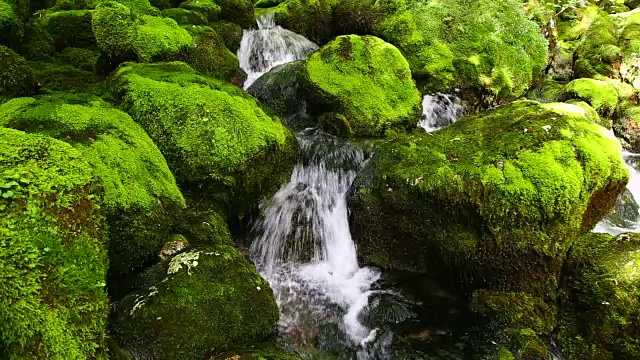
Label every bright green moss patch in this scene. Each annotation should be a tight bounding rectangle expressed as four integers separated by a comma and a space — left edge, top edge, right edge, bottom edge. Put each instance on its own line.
560, 78, 619, 117
40, 9, 96, 51
0, 93, 185, 276
161, 7, 207, 25
133, 15, 193, 62
0, 45, 35, 102
28, 61, 96, 92
179, 0, 219, 21
304, 35, 422, 137
111, 245, 279, 359
0, 0, 23, 48
558, 232, 640, 360
0, 128, 108, 359
573, 12, 620, 78
92, 1, 137, 55
108, 62, 295, 218
349, 100, 628, 295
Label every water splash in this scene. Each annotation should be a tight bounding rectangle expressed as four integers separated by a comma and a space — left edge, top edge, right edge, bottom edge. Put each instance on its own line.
251, 130, 384, 354
594, 150, 640, 235
418, 93, 462, 132
237, 13, 318, 89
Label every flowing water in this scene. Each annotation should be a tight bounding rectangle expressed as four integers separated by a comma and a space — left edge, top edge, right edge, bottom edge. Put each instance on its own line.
237, 13, 318, 89
418, 93, 462, 132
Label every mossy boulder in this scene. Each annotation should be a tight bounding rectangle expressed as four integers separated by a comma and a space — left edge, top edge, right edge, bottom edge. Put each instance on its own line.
558, 232, 640, 359
0, 0, 23, 48
161, 7, 207, 25
216, 0, 255, 29
177, 27, 246, 85
303, 35, 422, 137
560, 78, 620, 117
209, 20, 243, 53
92, 2, 193, 67
59, 47, 98, 71
179, 0, 219, 21
614, 104, 640, 152
573, 12, 621, 78
0, 128, 108, 359
28, 61, 96, 92
39, 9, 96, 51
349, 100, 628, 296
0, 94, 186, 277
111, 244, 279, 360
472, 290, 556, 359
0, 45, 36, 102
108, 62, 295, 219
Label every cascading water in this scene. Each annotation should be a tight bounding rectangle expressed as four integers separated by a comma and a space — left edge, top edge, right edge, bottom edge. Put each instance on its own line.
239, 13, 388, 358
418, 93, 462, 132
251, 131, 384, 355
237, 13, 318, 89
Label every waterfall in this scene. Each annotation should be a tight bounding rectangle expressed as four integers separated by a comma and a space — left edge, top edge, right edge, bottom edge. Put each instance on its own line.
250, 130, 384, 354
594, 150, 640, 235
418, 93, 462, 132
237, 13, 318, 89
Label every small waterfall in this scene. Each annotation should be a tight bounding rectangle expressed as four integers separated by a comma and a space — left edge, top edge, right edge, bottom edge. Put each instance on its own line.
237, 13, 318, 89
418, 93, 462, 132
251, 130, 385, 356
594, 150, 640, 235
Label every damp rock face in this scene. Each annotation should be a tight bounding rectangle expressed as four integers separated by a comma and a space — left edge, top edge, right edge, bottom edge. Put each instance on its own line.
349, 100, 628, 296
111, 245, 279, 360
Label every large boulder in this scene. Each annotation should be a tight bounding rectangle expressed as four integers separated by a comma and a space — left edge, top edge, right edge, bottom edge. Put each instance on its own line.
349, 100, 628, 296
264, 0, 547, 101
0, 128, 108, 359
108, 62, 295, 219
38, 9, 96, 51
558, 232, 640, 359
0, 94, 186, 277
0, 45, 36, 102
302, 35, 422, 137
559, 78, 620, 117
111, 244, 279, 360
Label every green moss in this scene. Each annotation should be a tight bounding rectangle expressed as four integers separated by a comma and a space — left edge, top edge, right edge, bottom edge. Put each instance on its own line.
472, 290, 554, 358
113, 0, 160, 15
566, 100, 608, 129
179, 0, 219, 21
526, 80, 564, 103
0, 45, 35, 102
0, 128, 108, 359
216, 0, 255, 29
41, 10, 96, 51
161, 7, 207, 25
21, 12, 57, 61
614, 104, 640, 152
0, 0, 23, 48
558, 233, 640, 359
92, 1, 137, 55
209, 20, 243, 53
349, 100, 628, 295
59, 47, 98, 71
108, 62, 295, 219
560, 78, 619, 117
254, 0, 285, 8
304, 35, 422, 137
175, 28, 245, 84
53, 0, 97, 10
0, 94, 185, 276
574, 12, 621, 78
28, 61, 96, 92
133, 15, 193, 62
111, 245, 279, 359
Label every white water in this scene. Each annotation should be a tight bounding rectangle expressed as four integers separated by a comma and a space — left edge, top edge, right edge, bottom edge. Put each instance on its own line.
594, 150, 640, 235
418, 93, 462, 132
237, 13, 318, 89
251, 132, 383, 353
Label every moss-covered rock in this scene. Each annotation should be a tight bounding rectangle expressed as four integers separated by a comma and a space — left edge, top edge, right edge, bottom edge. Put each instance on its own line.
560, 78, 620, 117
179, 0, 219, 21
573, 11, 621, 78
472, 290, 555, 359
209, 20, 243, 53
161, 7, 207, 25
0, 45, 36, 102
0, 127, 108, 359
303, 35, 422, 137
28, 60, 96, 92
111, 244, 279, 360
0, 94, 185, 277
247, 60, 307, 121
59, 47, 98, 71
39, 9, 96, 51
558, 232, 640, 359
614, 104, 640, 152
92, 2, 193, 67
0, 0, 23, 48
217, 0, 254, 29
108, 62, 295, 219
349, 100, 628, 295
176, 27, 246, 85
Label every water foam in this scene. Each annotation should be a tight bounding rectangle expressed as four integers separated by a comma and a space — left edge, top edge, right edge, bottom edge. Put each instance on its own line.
418, 93, 462, 132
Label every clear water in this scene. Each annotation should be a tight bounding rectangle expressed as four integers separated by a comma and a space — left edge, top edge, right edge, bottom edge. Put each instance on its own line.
237, 13, 318, 89
418, 93, 462, 132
